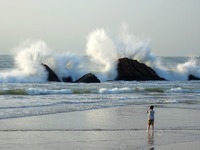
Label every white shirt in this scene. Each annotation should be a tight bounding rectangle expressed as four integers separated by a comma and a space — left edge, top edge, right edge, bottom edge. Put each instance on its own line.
148, 109, 155, 120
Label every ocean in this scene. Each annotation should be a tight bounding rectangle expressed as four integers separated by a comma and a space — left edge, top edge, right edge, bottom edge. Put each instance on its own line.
0, 29, 200, 120
0, 53, 200, 120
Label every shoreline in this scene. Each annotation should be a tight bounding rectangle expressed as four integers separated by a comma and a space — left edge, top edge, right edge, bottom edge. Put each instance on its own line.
0, 105, 199, 149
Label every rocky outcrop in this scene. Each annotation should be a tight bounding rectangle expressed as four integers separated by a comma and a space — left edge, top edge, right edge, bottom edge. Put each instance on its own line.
41, 58, 200, 82
41, 63, 100, 83
41, 63, 61, 82
41, 58, 168, 82
116, 58, 165, 81
75, 73, 101, 83
188, 75, 200, 80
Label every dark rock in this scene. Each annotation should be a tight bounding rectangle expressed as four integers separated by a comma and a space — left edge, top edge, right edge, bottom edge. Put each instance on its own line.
62, 76, 73, 82
188, 75, 200, 80
41, 63, 61, 82
116, 58, 165, 81
75, 73, 101, 83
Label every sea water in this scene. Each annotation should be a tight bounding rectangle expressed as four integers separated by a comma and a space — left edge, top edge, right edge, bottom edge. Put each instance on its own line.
0, 29, 200, 120
0, 54, 200, 120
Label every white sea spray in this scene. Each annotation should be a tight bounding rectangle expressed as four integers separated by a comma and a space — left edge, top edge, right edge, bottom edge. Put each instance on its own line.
0, 26, 200, 83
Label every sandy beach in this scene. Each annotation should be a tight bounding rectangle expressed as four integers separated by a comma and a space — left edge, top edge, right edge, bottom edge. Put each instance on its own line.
0, 105, 200, 150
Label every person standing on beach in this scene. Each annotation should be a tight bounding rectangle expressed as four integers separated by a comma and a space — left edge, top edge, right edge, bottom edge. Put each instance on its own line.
147, 105, 155, 132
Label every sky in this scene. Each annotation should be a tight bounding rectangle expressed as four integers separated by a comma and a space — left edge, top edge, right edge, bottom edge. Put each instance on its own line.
0, 0, 200, 56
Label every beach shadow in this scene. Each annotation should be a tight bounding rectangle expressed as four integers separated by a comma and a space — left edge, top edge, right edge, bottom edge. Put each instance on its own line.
147, 132, 155, 150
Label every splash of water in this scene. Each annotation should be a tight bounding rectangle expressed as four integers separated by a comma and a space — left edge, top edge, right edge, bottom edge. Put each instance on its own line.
0, 26, 200, 83
85, 26, 155, 81
0, 41, 49, 83
154, 57, 200, 80
86, 29, 118, 81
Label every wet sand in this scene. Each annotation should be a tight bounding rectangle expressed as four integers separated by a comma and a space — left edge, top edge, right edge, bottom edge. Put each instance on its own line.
0, 105, 199, 150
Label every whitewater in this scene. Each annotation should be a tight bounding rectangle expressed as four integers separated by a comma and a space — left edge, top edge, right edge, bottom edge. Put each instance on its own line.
0, 29, 200, 119
1, 28, 200, 83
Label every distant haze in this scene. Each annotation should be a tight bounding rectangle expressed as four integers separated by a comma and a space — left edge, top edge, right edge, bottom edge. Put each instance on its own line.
0, 0, 200, 56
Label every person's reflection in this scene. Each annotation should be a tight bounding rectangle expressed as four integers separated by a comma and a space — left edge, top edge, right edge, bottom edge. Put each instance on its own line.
147, 132, 155, 150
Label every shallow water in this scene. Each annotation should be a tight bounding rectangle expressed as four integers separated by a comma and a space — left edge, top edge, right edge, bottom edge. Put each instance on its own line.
0, 80, 200, 119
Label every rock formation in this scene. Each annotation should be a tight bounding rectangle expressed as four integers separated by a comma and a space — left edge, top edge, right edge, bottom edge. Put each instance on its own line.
116, 58, 165, 81
41, 63, 61, 82
75, 73, 101, 83
188, 75, 200, 80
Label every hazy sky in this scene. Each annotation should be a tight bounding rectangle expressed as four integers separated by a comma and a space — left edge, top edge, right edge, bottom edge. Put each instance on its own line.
0, 0, 200, 56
